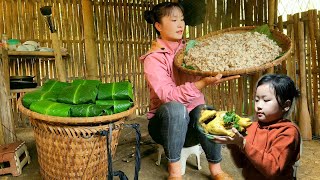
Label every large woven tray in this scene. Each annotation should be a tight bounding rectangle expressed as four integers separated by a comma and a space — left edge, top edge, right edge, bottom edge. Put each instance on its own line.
174, 26, 292, 76
17, 96, 137, 179
17, 96, 137, 125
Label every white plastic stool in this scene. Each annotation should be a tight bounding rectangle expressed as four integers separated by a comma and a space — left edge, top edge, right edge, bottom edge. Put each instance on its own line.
156, 144, 203, 175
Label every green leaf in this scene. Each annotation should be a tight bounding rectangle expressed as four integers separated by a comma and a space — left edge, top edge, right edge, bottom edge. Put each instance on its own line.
185, 40, 198, 54
181, 62, 196, 70
223, 111, 240, 130
252, 24, 272, 39
275, 52, 285, 59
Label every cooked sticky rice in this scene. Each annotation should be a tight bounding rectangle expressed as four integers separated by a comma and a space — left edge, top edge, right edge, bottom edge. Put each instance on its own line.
184, 32, 282, 72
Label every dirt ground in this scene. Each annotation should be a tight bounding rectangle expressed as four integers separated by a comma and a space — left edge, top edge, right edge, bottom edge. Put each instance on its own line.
2, 116, 320, 180
296, 139, 320, 180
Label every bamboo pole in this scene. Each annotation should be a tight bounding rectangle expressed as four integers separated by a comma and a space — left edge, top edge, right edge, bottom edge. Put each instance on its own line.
51, 32, 67, 82
236, 77, 243, 115
297, 22, 312, 140
266, 0, 275, 73
81, 0, 98, 80
277, 16, 286, 74
245, 0, 253, 26
302, 11, 313, 123
250, 72, 262, 115
0, 48, 15, 144
216, 0, 223, 30
243, 76, 248, 115
1, 48, 10, 92
258, 0, 263, 25
224, 0, 232, 29
233, 0, 240, 27
293, 13, 299, 85
308, 9, 319, 135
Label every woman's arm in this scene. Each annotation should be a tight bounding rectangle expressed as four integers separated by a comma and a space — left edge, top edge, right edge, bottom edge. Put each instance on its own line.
144, 54, 202, 105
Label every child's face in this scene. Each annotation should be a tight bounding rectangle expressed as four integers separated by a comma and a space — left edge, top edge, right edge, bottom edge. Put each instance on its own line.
255, 83, 284, 123
155, 8, 185, 42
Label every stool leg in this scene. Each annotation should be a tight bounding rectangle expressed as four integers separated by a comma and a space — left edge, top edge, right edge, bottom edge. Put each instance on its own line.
22, 145, 31, 164
180, 157, 187, 175
196, 145, 202, 170
180, 149, 188, 175
10, 156, 21, 177
156, 144, 163, 166
196, 153, 202, 170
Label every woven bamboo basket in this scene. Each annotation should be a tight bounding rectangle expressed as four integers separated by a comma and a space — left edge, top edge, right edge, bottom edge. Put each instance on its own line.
17, 97, 137, 179
174, 26, 292, 76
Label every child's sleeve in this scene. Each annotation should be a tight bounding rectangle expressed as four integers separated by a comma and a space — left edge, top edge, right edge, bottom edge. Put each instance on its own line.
227, 144, 246, 168
243, 126, 300, 178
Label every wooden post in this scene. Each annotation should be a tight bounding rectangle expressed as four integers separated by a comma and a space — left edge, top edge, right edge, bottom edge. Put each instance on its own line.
308, 9, 319, 135
1, 48, 10, 92
297, 22, 312, 140
51, 33, 67, 82
0, 48, 15, 144
286, 15, 294, 78
81, 0, 99, 80
266, 0, 275, 73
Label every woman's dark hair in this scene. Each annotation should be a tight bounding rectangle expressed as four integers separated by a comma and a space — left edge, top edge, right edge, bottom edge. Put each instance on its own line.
256, 74, 300, 109
144, 2, 184, 35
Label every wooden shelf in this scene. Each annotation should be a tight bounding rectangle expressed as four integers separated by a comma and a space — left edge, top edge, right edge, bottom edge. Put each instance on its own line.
1, 49, 68, 58
8, 50, 69, 57
10, 87, 40, 93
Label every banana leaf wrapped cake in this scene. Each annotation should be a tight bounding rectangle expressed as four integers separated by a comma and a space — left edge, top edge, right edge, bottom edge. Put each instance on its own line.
22, 79, 134, 117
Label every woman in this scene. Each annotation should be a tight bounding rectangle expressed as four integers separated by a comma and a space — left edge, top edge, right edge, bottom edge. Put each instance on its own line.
140, 2, 239, 179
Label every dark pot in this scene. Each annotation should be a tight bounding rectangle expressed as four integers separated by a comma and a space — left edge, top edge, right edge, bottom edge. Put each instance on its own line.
10, 81, 37, 89
10, 76, 35, 82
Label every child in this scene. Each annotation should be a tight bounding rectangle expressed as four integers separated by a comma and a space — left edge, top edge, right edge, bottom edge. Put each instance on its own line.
140, 2, 239, 180
214, 74, 301, 180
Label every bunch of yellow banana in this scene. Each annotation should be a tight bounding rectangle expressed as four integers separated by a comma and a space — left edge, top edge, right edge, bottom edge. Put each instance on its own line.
199, 110, 252, 137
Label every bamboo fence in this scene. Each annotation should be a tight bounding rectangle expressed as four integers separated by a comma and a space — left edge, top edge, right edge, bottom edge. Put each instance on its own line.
0, 0, 319, 141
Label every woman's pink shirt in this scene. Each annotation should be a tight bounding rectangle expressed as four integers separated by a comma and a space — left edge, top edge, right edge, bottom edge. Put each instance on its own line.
140, 38, 204, 119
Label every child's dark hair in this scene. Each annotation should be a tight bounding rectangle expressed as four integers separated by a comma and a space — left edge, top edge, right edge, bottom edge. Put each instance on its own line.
144, 2, 184, 35
257, 74, 300, 110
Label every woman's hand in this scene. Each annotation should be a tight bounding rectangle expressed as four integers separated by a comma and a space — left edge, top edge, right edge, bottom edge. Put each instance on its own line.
195, 74, 240, 90
213, 128, 245, 149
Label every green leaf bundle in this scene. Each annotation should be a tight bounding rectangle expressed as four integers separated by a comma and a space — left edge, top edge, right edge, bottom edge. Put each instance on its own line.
72, 79, 101, 87
97, 81, 133, 101
30, 100, 71, 117
96, 100, 132, 113
57, 84, 98, 104
70, 104, 113, 117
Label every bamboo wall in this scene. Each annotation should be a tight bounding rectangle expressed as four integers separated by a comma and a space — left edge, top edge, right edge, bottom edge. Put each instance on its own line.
0, 0, 319, 139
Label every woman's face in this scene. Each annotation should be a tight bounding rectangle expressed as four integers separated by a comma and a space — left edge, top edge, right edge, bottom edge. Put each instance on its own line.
155, 8, 185, 41
254, 83, 284, 123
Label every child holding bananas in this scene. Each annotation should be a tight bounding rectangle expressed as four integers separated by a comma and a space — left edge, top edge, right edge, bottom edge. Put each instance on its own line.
213, 74, 301, 180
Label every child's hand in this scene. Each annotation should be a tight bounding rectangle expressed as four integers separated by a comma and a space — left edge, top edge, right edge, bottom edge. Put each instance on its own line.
213, 128, 245, 149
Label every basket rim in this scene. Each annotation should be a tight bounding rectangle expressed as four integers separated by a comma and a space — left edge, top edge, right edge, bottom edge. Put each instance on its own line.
174, 26, 293, 76
17, 95, 137, 125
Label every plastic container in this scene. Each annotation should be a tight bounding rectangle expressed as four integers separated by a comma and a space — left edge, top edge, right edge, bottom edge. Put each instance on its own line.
1, 33, 8, 49
7, 39, 21, 51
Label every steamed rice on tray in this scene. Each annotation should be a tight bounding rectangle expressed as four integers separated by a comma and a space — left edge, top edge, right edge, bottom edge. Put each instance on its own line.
174, 25, 292, 76
184, 32, 282, 72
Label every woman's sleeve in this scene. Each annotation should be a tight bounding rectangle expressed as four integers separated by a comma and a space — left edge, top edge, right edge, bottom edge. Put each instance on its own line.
144, 54, 202, 105
243, 126, 300, 178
